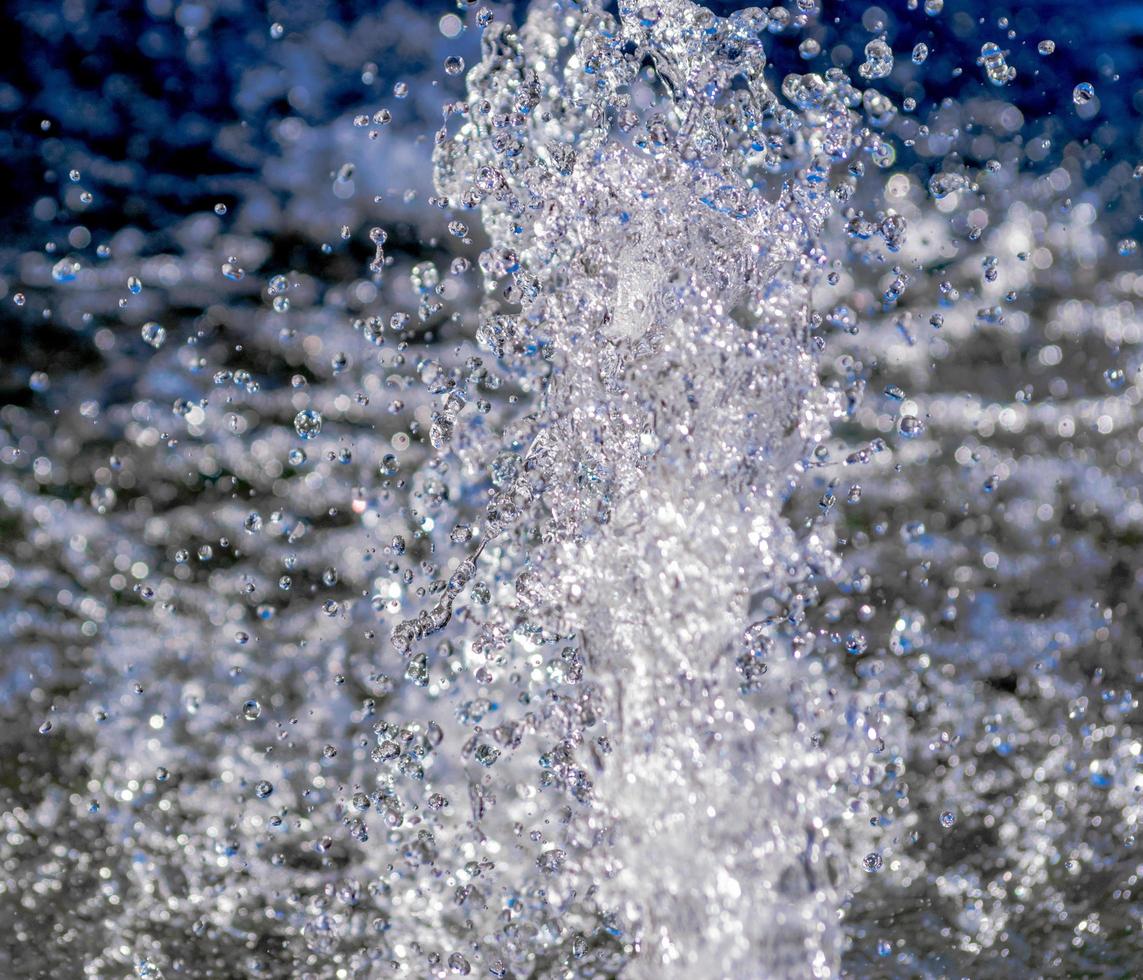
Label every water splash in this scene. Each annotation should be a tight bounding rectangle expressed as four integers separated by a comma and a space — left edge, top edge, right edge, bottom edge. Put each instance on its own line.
3, 0, 1143, 977
421, 2, 889, 972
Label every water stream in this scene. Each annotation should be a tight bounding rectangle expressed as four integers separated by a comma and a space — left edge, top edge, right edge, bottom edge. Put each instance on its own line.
2, 0, 1142, 977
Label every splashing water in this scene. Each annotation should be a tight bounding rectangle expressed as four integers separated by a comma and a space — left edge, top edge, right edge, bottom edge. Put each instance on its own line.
418, 3, 899, 973
3, 0, 1143, 977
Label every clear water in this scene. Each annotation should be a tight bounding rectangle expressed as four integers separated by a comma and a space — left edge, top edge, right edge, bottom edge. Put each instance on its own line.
2, 1, 1142, 977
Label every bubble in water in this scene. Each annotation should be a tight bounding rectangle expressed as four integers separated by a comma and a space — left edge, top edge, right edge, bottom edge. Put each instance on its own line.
444, 55, 465, 76
1038, 39, 1056, 56
939, 810, 957, 828
294, 409, 323, 439
912, 43, 929, 64
1073, 82, 1095, 105
242, 699, 262, 721
863, 852, 884, 873
127, 275, 142, 294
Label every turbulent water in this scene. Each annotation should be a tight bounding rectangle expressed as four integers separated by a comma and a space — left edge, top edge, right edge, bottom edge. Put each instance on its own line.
3, 0, 1143, 977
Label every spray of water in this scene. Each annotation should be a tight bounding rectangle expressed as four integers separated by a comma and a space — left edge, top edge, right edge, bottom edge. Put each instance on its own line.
419, 3, 890, 973
4, 0, 1143, 977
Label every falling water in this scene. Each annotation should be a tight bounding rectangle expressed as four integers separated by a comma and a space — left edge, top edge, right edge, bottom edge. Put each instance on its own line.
3, 0, 1143, 977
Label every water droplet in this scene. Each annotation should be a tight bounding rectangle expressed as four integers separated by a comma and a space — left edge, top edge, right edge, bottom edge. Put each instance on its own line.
978, 42, 1015, 86
1073, 82, 1095, 106
475, 744, 501, 767
51, 257, 81, 282
928, 172, 968, 200
221, 258, 246, 281
1104, 368, 1127, 390
859, 39, 894, 81
294, 409, 323, 440
141, 322, 166, 348
898, 416, 926, 439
